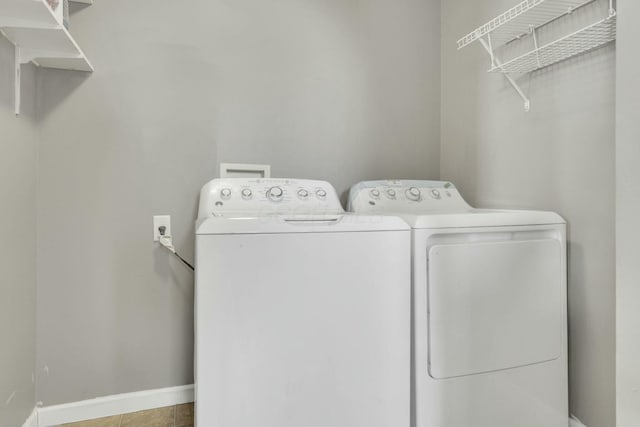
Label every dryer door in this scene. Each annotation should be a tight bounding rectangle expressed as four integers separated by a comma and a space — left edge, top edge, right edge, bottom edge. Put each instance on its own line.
428, 239, 562, 379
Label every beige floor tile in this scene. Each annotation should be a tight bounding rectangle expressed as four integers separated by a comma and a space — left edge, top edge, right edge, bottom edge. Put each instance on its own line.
120, 406, 175, 427
61, 415, 121, 427
175, 403, 194, 427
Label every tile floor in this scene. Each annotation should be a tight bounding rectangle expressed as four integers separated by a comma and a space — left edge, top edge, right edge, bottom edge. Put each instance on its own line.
56, 403, 193, 427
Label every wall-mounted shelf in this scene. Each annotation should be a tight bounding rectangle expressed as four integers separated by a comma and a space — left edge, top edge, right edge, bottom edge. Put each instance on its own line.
457, 0, 596, 49
457, 0, 616, 111
0, 0, 93, 114
489, 14, 616, 74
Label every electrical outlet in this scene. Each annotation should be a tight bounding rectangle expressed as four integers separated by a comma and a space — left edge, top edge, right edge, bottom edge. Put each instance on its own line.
153, 215, 171, 241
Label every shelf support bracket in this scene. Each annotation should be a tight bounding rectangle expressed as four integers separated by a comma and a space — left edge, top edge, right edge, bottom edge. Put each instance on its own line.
479, 38, 531, 112
531, 25, 542, 70
14, 46, 21, 116
487, 33, 495, 65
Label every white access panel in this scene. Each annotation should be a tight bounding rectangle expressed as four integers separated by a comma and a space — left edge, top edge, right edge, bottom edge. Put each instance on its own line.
219, 163, 271, 178
428, 239, 563, 379
195, 230, 410, 427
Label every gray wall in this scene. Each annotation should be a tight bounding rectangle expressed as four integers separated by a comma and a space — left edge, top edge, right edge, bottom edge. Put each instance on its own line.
35, 0, 441, 405
0, 39, 38, 426
616, 1, 640, 425
440, 1, 616, 426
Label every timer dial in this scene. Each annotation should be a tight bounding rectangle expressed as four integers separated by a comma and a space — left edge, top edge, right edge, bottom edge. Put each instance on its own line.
406, 187, 421, 201
267, 186, 284, 202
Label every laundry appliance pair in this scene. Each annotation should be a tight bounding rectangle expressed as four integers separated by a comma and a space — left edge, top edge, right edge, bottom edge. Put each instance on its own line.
195, 178, 568, 427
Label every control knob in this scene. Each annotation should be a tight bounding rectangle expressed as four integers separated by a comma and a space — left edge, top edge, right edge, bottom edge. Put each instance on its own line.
267, 186, 284, 202
406, 187, 421, 201
298, 189, 309, 200
220, 188, 232, 200
241, 188, 253, 199
316, 189, 327, 199
386, 189, 396, 199
370, 189, 381, 199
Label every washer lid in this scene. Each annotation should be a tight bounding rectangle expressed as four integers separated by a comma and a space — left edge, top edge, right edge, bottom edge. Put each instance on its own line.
196, 214, 410, 235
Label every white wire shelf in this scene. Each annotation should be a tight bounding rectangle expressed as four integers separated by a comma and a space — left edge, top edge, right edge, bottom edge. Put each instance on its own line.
489, 13, 616, 74
457, 0, 616, 111
457, 0, 595, 49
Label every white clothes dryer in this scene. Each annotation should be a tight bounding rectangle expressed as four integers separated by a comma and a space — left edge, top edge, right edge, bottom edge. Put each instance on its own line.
349, 180, 568, 427
195, 178, 411, 427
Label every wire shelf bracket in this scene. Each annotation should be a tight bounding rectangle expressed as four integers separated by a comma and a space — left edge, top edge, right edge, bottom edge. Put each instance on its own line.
479, 37, 531, 112
457, 0, 617, 112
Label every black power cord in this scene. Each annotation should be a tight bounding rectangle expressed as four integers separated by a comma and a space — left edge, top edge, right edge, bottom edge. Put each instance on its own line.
174, 252, 194, 271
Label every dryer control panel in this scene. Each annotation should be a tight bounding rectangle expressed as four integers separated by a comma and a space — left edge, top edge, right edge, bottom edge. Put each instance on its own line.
198, 178, 344, 219
348, 180, 473, 214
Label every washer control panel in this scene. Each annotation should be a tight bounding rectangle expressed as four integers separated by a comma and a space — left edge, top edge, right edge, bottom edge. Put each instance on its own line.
198, 178, 344, 218
348, 180, 472, 213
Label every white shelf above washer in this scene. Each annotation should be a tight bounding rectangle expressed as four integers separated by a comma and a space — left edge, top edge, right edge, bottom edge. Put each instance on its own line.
489, 13, 616, 74
0, 0, 93, 114
457, 0, 595, 50
0, 0, 93, 71
1, 25, 93, 72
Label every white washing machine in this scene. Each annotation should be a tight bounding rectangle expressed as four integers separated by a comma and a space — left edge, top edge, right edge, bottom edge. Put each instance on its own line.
195, 178, 411, 427
348, 180, 568, 427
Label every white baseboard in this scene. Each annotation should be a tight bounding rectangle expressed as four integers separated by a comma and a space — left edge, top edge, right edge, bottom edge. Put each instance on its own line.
37, 384, 194, 427
32, 388, 585, 427
22, 407, 38, 427
570, 415, 588, 427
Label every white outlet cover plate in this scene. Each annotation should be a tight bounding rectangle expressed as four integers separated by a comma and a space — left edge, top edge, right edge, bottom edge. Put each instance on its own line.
153, 215, 171, 241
